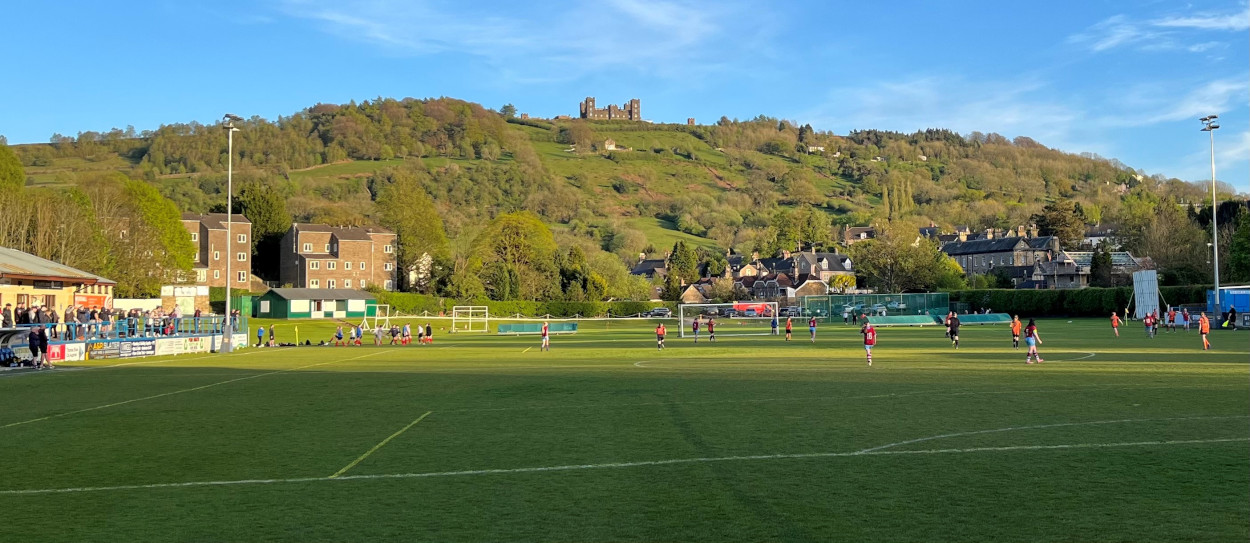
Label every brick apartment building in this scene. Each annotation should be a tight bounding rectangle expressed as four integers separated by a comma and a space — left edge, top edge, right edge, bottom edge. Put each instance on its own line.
279, 223, 397, 291
181, 213, 252, 288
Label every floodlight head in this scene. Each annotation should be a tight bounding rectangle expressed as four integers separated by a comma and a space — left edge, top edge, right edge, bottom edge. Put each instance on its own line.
1210, 123, 1220, 130
1209, 114, 1218, 120
1200, 116, 1212, 122
223, 113, 244, 122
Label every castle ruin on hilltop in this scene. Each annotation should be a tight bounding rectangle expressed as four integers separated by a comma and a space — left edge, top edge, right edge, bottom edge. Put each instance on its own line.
578, 97, 641, 121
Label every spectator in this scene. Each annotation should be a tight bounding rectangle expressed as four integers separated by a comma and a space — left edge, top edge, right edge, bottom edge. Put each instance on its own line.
49, 306, 60, 339
1, 303, 12, 328
15, 303, 27, 325
37, 326, 50, 369
76, 305, 89, 338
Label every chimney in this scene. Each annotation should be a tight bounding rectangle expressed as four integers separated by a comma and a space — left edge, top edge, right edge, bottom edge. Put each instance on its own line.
959, 231, 968, 242
985, 228, 994, 240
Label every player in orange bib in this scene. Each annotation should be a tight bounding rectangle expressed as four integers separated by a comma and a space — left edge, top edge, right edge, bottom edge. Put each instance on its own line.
1010, 315, 1022, 349
1167, 307, 1177, 332
1110, 311, 1120, 337
1198, 313, 1211, 350
656, 323, 666, 350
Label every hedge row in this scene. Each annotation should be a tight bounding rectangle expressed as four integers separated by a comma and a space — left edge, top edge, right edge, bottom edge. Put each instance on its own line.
950, 286, 1210, 317
369, 291, 674, 318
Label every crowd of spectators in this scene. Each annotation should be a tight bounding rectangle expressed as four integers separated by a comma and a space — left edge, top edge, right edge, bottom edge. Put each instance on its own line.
2, 303, 243, 340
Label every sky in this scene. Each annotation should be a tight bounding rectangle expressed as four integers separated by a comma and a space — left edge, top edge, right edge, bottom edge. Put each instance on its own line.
1, 0, 1246, 190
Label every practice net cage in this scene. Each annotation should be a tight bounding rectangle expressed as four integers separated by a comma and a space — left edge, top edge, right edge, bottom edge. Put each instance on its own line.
678, 302, 780, 338
359, 304, 392, 331
800, 293, 950, 322
451, 306, 490, 333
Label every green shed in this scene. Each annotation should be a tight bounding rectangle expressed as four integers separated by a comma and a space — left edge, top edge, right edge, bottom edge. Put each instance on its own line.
255, 288, 377, 320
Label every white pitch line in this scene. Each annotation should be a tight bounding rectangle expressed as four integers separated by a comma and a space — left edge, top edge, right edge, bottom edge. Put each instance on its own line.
1, 437, 1244, 496
856, 415, 1250, 454
0, 350, 387, 430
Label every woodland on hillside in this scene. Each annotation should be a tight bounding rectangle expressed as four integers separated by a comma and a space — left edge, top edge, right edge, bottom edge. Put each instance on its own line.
4, 97, 1248, 299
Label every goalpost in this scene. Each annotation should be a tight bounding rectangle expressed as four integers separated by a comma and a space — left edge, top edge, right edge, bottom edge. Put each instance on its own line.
451, 305, 490, 333
678, 302, 779, 338
360, 304, 392, 330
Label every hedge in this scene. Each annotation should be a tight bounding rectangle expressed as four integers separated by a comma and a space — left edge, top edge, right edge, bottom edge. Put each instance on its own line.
368, 291, 673, 318
950, 286, 1211, 317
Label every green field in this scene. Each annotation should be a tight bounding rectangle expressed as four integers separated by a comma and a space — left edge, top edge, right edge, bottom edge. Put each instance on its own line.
1, 319, 1246, 542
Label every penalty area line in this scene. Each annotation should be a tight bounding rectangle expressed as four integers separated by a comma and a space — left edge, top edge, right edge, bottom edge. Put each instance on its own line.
330, 411, 433, 478
1, 437, 1245, 496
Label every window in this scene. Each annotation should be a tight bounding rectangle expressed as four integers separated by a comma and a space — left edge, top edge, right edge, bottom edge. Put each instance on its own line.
237, 234, 246, 243
343, 279, 352, 288
384, 280, 394, 290
196, 270, 206, 282
324, 244, 330, 252
384, 244, 394, 254
310, 261, 320, 270
213, 251, 220, 261
310, 279, 320, 288
237, 252, 246, 261
384, 262, 393, 271
328, 279, 336, 289
193, 253, 199, 262
259, 301, 270, 313
237, 271, 246, 283
344, 261, 351, 270
213, 270, 220, 279
303, 243, 312, 252
359, 262, 366, 270
190, 232, 198, 242
328, 261, 336, 270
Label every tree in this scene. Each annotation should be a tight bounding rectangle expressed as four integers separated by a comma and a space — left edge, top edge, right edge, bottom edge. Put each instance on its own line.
500, 104, 517, 119
847, 223, 950, 293
1226, 207, 1250, 283
0, 144, 23, 192
378, 173, 449, 292
827, 274, 856, 293
668, 241, 699, 284
472, 211, 558, 300
1032, 201, 1085, 249
235, 178, 291, 280
1090, 245, 1114, 287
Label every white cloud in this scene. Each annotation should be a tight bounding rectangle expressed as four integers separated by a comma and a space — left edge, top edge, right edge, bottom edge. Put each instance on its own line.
274, 0, 763, 81
1069, 5, 1248, 53
1099, 77, 1250, 127
1153, 6, 1250, 30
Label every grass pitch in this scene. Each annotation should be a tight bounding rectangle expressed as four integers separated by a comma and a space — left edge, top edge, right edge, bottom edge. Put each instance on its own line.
1, 318, 1246, 542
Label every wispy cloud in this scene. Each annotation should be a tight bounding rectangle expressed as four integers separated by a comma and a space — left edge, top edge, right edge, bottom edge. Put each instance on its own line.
274, 0, 764, 81
1101, 77, 1250, 127
1069, 5, 1248, 53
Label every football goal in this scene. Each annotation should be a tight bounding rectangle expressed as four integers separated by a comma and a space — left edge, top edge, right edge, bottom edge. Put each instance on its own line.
359, 304, 392, 331
678, 302, 779, 338
451, 305, 490, 333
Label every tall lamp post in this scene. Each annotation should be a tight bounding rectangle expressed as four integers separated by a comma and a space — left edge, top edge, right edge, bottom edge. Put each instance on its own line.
222, 114, 243, 353
1199, 115, 1220, 316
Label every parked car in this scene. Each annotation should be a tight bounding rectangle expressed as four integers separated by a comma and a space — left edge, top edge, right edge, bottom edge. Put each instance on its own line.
649, 307, 672, 318
887, 301, 908, 310
719, 307, 738, 318
869, 304, 887, 314
745, 308, 758, 317
778, 306, 799, 317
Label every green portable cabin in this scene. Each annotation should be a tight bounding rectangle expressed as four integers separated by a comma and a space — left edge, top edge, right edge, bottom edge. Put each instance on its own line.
254, 288, 376, 320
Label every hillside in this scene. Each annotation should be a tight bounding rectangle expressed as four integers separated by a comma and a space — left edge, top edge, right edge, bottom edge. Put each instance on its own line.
7, 96, 1239, 297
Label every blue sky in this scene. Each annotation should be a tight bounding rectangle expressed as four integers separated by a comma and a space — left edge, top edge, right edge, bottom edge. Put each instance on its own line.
2, 0, 1246, 190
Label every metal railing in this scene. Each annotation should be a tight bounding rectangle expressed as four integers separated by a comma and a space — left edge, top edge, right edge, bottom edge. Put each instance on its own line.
7, 316, 248, 341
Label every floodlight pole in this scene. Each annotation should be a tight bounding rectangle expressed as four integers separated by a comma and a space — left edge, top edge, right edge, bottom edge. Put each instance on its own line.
1200, 116, 1220, 313
222, 116, 240, 353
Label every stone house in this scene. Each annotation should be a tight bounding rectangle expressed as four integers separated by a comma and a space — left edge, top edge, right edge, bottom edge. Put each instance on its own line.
279, 223, 397, 291
942, 236, 1058, 276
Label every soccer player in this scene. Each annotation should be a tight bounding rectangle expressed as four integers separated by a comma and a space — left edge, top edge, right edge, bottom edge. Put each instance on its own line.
541, 321, 550, 352
1010, 315, 1022, 349
808, 316, 817, 342
1181, 308, 1191, 331
948, 313, 961, 349
656, 322, 666, 350
374, 324, 383, 346
389, 324, 400, 345
353, 325, 362, 346
1151, 310, 1160, 337
1024, 319, 1043, 364
707, 317, 716, 342
402, 323, 412, 345
1167, 307, 1177, 332
785, 317, 793, 341
691, 316, 700, 344
334, 325, 345, 346
1110, 311, 1120, 337
861, 320, 876, 366
424, 323, 433, 344
257, 325, 265, 348
944, 312, 953, 339
1199, 312, 1211, 350
269, 324, 277, 347
771, 314, 779, 336
1143, 312, 1154, 339
416, 323, 425, 345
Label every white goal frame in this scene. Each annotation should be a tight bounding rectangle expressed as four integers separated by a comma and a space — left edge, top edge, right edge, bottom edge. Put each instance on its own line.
451, 305, 490, 333
678, 302, 779, 338
360, 304, 392, 331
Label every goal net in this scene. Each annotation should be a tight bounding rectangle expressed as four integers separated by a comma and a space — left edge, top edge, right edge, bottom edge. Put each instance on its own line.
451, 305, 489, 333
360, 304, 392, 331
678, 302, 779, 338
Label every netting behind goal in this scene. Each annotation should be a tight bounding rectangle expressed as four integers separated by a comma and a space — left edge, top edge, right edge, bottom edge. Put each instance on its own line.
451, 305, 489, 333
678, 302, 779, 338
800, 293, 950, 322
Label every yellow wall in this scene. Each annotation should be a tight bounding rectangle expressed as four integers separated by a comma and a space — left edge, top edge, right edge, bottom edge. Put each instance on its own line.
0, 280, 114, 312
